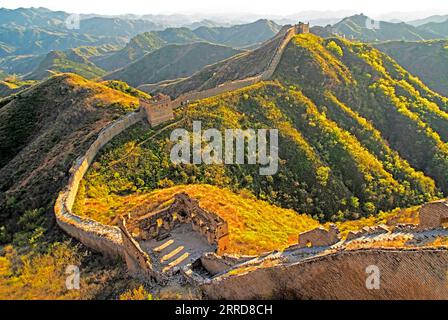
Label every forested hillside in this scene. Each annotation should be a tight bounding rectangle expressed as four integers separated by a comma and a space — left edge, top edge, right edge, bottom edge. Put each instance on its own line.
77, 35, 448, 222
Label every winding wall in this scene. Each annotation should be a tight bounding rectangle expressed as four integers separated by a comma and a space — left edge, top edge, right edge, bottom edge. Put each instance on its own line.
161, 25, 298, 110
53, 25, 299, 260
54, 111, 145, 258
52, 26, 448, 298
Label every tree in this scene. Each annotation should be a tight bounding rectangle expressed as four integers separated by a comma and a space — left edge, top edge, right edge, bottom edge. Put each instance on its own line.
326, 41, 344, 57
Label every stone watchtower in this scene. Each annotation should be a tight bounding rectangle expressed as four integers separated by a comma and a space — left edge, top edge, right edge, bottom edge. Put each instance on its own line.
140, 93, 174, 127
295, 22, 310, 34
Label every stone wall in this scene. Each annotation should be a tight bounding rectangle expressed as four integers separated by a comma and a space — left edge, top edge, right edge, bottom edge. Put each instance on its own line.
140, 97, 174, 127
297, 224, 340, 248
147, 25, 298, 112
201, 248, 448, 299
260, 27, 298, 80
419, 200, 448, 230
54, 110, 145, 258
118, 218, 164, 282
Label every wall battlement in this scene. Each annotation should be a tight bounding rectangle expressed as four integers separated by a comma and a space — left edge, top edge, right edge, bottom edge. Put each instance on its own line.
200, 247, 448, 299
140, 93, 174, 127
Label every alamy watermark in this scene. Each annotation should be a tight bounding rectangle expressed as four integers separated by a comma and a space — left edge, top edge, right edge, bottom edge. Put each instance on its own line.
365, 265, 380, 290
65, 14, 80, 30
365, 18, 381, 30
65, 265, 80, 290
170, 121, 279, 175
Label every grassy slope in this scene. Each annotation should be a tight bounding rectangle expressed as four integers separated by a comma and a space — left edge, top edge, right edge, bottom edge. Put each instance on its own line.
375, 40, 448, 96
0, 73, 158, 300
74, 184, 319, 255
149, 33, 283, 97
26, 50, 107, 80
78, 34, 448, 232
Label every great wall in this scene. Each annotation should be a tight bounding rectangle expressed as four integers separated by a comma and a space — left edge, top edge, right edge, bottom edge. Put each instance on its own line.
53, 22, 448, 299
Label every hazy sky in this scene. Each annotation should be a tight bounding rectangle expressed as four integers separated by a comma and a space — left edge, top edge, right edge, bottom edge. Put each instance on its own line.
0, 0, 446, 17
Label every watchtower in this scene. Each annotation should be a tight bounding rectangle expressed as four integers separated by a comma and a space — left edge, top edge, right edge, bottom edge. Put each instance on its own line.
140, 93, 174, 127
295, 22, 310, 34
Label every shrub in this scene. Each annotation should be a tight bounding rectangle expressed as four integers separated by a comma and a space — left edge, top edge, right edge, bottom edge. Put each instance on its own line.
326, 41, 344, 57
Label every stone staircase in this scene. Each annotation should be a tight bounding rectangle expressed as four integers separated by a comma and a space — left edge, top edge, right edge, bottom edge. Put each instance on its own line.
141, 224, 215, 276
151, 237, 191, 274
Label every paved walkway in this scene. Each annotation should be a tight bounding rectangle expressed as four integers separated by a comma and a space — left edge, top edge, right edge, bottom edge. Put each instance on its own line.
139, 224, 213, 275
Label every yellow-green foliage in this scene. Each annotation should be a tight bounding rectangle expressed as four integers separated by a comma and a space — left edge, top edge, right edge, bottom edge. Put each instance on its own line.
335, 206, 419, 238
77, 184, 319, 255
326, 40, 344, 57
290, 34, 353, 85
0, 243, 82, 300
62, 73, 139, 112
119, 286, 153, 300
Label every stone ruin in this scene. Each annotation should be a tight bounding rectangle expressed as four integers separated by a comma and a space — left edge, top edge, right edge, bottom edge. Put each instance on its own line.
126, 192, 230, 255
140, 93, 174, 127
419, 199, 448, 230
117, 217, 164, 283
297, 224, 341, 248
298, 197, 448, 248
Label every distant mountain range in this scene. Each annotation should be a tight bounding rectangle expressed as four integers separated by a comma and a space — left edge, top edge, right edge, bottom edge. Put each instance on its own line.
329, 14, 440, 42
3, 7, 448, 90
407, 15, 448, 27
103, 42, 242, 87
375, 40, 448, 96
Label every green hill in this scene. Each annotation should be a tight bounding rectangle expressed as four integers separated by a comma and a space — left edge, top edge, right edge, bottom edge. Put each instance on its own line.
95, 20, 281, 73
418, 19, 448, 38
94, 32, 166, 71
375, 40, 448, 96
0, 73, 142, 299
0, 78, 35, 97
332, 14, 439, 42
0, 73, 139, 227
192, 19, 281, 48
104, 42, 242, 87
26, 50, 107, 80
146, 30, 286, 96
79, 34, 448, 223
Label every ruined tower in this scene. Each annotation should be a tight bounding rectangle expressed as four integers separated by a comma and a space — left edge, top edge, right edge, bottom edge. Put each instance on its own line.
140, 93, 174, 127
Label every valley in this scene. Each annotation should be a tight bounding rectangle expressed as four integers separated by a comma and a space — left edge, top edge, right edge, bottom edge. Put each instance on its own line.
1, 6, 448, 301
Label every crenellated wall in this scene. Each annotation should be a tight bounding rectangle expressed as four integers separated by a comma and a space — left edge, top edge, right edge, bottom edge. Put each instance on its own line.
201, 247, 448, 299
